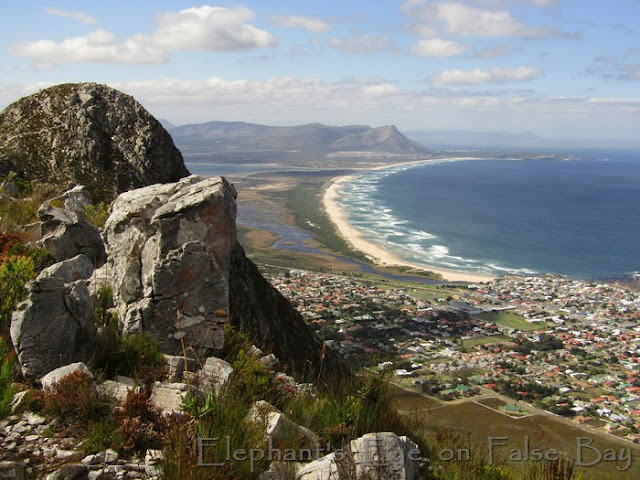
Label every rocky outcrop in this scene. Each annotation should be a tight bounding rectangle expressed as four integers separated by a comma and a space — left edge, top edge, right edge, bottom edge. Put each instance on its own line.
10, 277, 95, 378
103, 175, 348, 380
38, 204, 106, 267
0, 83, 190, 201
103, 175, 236, 355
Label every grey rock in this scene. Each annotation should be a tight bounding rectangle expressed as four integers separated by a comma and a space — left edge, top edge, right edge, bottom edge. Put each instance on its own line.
259, 354, 280, 372
0, 83, 190, 202
144, 450, 163, 478
163, 354, 196, 382
45, 464, 89, 480
247, 345, 264, 359
248, 400, 319, 447
0, 461, 27, 480
295, 453, 340, 480
41, 363, 93, 391
98, 377, 137, 404
103, 176, 236, 354
194, 357, 234, 393
149, 382, 193, 414
38, 204, 106, 267
11, 277, 95, 378
295, 432, 421, 480
350, 432, 420, 480
0, 181, 19, 197
38, 255, 94, 283
9, 391, 29, 414
63, 186, 91, 214
24, 413, 46, 426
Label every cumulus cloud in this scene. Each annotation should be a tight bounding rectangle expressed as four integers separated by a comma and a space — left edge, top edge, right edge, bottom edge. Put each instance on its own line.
10, 29, 168, 68
44, 7, 97, 24
270, 15, 331, 33
150, 6, 277, 52
411, 38, 468, 57
428, 66, 541, 85
329, 34, 393, 54
11, 5, 276, 67
402, 1, 559, 37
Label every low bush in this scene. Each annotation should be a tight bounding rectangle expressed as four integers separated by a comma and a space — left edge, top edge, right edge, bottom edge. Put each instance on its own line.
0, 336, 16, 418
0, 254, 35, 333
42, 370, 111, 425
82, 418, 122, 454
84, 201, 110, 228
115, 389, 165, 454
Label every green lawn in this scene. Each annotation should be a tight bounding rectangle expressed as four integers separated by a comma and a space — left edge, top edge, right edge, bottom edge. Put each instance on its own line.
477, 311, 549, 331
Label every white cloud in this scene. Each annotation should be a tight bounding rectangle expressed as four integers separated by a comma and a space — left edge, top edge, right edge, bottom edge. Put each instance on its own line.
329, 35, 393, 54
429, 66, 541, 85
270, 15, 331, 33
10, 6, 276, 67
44, 7, 97, 24
402, 1, 557, 37
411, 38, 468, 57
150, 6, 277, 52
10, 29, 168, 68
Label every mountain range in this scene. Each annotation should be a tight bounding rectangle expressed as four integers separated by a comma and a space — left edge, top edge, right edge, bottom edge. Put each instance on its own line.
167, 121, 432, 164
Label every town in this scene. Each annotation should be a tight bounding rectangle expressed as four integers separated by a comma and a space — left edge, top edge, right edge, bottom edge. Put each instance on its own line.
262, 267, 640, 444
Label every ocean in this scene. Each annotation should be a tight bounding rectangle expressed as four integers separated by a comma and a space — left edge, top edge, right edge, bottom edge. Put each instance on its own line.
336, 150, 640, 280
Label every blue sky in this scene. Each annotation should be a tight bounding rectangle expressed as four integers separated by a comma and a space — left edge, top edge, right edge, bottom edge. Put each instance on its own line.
1, 1, 639, 140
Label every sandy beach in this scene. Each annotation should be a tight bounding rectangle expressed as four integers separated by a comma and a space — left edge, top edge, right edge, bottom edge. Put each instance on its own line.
322, 160, 496, 283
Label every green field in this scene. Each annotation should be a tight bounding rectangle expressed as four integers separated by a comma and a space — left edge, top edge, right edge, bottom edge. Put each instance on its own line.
477, 311, 549, 331
402, 397, 640, 480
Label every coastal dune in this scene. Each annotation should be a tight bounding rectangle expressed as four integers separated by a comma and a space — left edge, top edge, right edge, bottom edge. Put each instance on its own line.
322, 165, 496, 284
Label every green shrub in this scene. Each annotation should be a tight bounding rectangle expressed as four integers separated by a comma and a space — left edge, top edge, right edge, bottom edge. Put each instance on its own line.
0, 336, 16, 418
0, 254, 35, 333
84, 201, 110, 228
82, 418, 122, 454
87, 287, 165, 385
110, 333, 166, 384
7, 244, 55, 272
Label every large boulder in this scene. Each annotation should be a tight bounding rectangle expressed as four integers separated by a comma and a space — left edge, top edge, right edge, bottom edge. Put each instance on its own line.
248, 400, 319, 446
10, 277, 95, 378
38, 204, 106, 267
40, 362, 93, 390
38, 254, 94, 283
103, 175, 236, 355
295, 432, 421, 480
0, 83, 190, 201
103, 175, 349, 380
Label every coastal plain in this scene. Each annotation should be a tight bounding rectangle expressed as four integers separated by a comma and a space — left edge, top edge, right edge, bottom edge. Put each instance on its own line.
209, 164, 640, 480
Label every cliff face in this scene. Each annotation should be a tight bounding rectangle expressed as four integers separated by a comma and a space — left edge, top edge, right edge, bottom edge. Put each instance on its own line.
0, 83, 190, 200
228, 241, 348, 379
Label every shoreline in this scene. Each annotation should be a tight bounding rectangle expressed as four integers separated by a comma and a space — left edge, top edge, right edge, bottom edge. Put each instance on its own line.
322, 158, 497, 284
